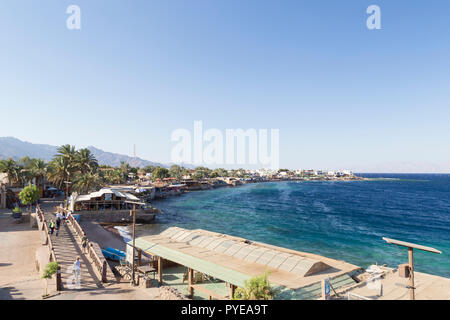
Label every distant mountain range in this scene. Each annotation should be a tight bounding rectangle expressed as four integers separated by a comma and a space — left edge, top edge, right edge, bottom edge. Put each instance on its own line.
0, 137, 167, 168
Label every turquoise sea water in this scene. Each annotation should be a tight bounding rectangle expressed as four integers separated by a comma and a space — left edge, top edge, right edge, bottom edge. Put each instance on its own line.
137, 174, 450, 278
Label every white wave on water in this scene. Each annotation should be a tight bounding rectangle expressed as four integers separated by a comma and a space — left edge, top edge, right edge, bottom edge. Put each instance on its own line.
114, 226, 132, 243
313, 200, 332, 213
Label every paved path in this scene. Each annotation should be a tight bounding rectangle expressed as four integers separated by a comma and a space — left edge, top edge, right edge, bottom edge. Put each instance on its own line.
44, 211, 103, 291
0, 216, 43, 299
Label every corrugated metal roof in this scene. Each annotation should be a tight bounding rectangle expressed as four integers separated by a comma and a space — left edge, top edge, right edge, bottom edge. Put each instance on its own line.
74, 188, 139, 202
132, 238, 252, 288
130, 227, 361, 293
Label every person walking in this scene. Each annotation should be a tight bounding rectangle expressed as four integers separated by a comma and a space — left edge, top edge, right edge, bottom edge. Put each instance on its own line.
55, 216, 61, 236
73, 257, 81, 287
66, 210, 72, 225
48, 219, 55, 235
81, 233, 88, 254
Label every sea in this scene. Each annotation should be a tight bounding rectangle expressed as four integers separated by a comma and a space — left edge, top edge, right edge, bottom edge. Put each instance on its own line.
129, 174, 450, 278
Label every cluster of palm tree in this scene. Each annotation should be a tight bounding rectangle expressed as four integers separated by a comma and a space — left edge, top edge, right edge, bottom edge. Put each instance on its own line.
0, 157, 47, 187
1, 144, 245, 198
46, 145, 101, 195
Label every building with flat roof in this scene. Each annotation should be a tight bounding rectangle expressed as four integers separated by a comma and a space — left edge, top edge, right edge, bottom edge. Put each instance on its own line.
130, 227, 362, 300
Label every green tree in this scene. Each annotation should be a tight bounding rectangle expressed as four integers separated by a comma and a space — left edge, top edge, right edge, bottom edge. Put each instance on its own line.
143, 165, 156, 174
119, 162, 132, 181
19, 184, 39, 214
211, 168, 228, 178
54, 144, 78, 196
103, 169, 124, 184
233, 271, 277, 300
42, 262, 58, 296
73, 172, 102, 194
192, 166, 211, 180
0, 158, 21, 186
169, 165, 184, 180
46, 157, 67, 189
152, 167, 169, 181
29, 159, 47, 190
76, 148, 98, 174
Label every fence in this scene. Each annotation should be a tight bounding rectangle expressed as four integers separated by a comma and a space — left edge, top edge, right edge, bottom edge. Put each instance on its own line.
36, 206, 62, 291
56, 206, 109, 283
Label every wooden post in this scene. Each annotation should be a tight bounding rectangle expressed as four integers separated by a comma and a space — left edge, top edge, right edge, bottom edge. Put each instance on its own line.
137, 249, 142, 267
229, 284, 236, 300
131, 206, 136, 285
408, 247, 415, 300
56, 266, 62, 291
188, 268, 194, 299
102, 260, 107, 283
158, 256, 163, 285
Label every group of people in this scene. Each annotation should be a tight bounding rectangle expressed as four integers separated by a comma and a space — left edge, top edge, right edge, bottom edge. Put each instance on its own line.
47, 203, 74, 237
48, 211, 65, 236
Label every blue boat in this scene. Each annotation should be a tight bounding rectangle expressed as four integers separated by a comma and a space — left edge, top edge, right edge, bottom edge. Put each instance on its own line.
101, 249, 122, 261
105, 247, 126, 258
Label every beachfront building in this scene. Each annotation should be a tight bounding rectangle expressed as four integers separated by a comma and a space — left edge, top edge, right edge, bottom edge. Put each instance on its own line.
68, 188, 159, 222
130, 227, 361, 300
70, 188, 142, 212
302, 169, 317, 177
336, 170, 353, 177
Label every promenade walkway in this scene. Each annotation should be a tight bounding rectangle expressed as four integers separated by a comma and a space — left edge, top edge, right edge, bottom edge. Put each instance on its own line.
43, 211, 103, 291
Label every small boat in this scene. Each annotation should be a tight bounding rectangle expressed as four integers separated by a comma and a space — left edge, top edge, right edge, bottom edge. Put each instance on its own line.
101, 249, 122, 261
105, 247, 126, 258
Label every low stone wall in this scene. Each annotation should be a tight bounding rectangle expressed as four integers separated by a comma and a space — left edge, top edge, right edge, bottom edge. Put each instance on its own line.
74, 210, 156, 223
159, 286, 189, 300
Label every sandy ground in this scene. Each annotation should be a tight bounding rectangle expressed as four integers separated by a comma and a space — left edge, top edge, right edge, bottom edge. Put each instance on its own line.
79, 220, 126, 252
0, 215, 44, 300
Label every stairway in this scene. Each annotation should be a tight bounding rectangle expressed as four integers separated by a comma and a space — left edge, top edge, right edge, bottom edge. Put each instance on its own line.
43, 212, 103, 291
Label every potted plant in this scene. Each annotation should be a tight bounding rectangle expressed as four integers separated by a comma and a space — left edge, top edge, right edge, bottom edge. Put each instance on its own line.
12, 206, 22, 219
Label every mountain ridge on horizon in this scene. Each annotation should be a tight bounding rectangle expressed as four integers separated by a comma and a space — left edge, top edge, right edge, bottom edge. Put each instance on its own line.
0, 136, 167, 168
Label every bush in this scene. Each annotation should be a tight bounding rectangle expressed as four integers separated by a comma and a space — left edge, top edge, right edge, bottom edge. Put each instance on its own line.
42, 262, 59, 279
233, 271, 278, 300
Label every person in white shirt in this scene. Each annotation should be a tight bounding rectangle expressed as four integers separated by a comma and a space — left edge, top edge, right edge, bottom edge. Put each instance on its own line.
73, 257, 81, 286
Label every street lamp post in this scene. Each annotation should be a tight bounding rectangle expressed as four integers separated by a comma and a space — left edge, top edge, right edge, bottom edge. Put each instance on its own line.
63, 181, 72, 208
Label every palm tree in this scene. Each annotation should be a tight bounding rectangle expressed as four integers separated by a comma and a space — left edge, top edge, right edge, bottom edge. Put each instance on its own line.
0, 158, 21, 186
55, 145, 77, 196
29, 159, 47, 196
46, 157, 67, 190
73, 172, 102, 194
76, 148, 98, 174
103, 169, 123, 185
119, 162, 131, 181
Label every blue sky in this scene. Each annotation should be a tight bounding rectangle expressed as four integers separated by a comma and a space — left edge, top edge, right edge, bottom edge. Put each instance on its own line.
0, 1, 449, 171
